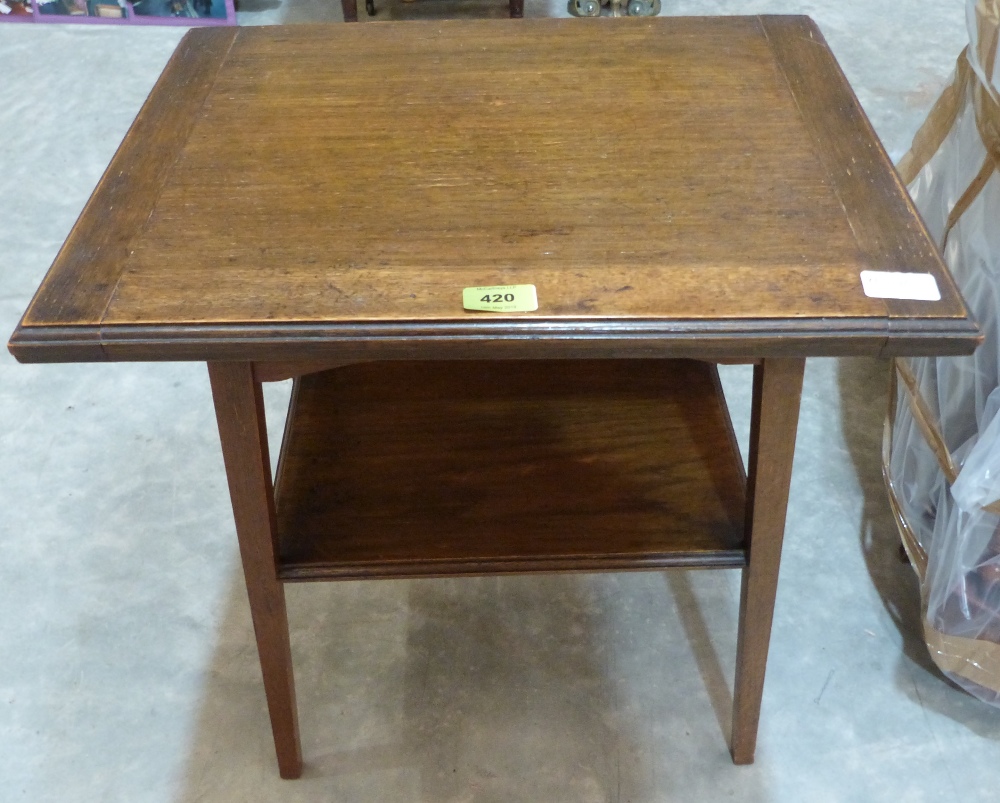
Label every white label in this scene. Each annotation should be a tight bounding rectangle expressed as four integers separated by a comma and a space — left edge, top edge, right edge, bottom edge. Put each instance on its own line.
860, 271, 941, 301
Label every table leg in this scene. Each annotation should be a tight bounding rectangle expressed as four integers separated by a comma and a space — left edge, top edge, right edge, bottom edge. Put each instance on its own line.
730, 357, 805, 765
208, 361, 303, 779
341, 0, 358, 22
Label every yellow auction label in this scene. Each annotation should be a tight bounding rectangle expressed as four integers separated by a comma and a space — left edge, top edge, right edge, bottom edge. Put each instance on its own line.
462, 284, 538, 312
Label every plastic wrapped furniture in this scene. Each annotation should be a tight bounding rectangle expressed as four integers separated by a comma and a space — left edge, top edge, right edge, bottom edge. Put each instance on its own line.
885, 0, 1000, 704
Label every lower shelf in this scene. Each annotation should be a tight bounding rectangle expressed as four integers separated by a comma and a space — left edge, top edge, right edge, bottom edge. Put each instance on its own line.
274, 359, 747, 580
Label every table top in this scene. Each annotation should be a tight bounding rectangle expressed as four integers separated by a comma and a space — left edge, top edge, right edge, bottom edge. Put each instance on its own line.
9, 17, 979, 363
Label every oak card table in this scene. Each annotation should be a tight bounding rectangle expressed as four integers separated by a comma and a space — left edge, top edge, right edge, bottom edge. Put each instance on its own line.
9, 18, 979, 780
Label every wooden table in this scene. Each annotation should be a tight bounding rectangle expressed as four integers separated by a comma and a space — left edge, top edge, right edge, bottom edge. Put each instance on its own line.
9, 18, 979, 780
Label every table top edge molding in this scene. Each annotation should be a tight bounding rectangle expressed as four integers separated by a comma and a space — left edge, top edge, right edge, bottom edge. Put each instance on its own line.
8, 314, 980, 364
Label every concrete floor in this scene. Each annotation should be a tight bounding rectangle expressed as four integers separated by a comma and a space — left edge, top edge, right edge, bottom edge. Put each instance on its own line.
2, 1, 999, 801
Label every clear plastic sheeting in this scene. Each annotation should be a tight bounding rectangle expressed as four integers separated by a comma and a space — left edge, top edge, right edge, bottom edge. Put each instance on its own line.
885, 0, 1000, 704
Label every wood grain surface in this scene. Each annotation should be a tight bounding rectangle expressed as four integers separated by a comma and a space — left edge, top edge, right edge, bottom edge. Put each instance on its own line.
8, 17, 979, 363
730, 357, 804, 764
758, 17, 967, 324
208, 361, 302, 778
11, 27, 237, 361
274, 359, 747, 579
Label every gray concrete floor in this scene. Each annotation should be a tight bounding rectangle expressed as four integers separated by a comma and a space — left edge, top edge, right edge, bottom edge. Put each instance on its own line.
2, 1, 999, 801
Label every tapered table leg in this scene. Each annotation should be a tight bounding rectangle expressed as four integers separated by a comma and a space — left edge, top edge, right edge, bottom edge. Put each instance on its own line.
208, 361, 303, 779
341, 0, 358, 21
730, 357, 805, 764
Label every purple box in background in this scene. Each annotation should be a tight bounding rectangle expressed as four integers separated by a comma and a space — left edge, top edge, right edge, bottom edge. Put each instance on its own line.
0, 0, 234, 24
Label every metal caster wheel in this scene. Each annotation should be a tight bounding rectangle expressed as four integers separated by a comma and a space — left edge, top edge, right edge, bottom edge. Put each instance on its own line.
365, 0, 375, 14
627, 0, 659, 15
570, 0, 601, 16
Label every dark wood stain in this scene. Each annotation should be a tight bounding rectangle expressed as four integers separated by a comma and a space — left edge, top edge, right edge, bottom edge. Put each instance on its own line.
7, 18, 979, 364
14, 28, 238, 358
760, 17, 967, 323
274, 360, 746, 580
5, 17, 982, 777
208, 361, 303, 778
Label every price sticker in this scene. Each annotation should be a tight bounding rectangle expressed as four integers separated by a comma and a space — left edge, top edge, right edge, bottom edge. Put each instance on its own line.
463, 284, 538, 312
860, 271, 941, 301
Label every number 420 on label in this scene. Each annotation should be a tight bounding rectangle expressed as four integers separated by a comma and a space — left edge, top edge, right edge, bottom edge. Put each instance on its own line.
462, 284, 538, 312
